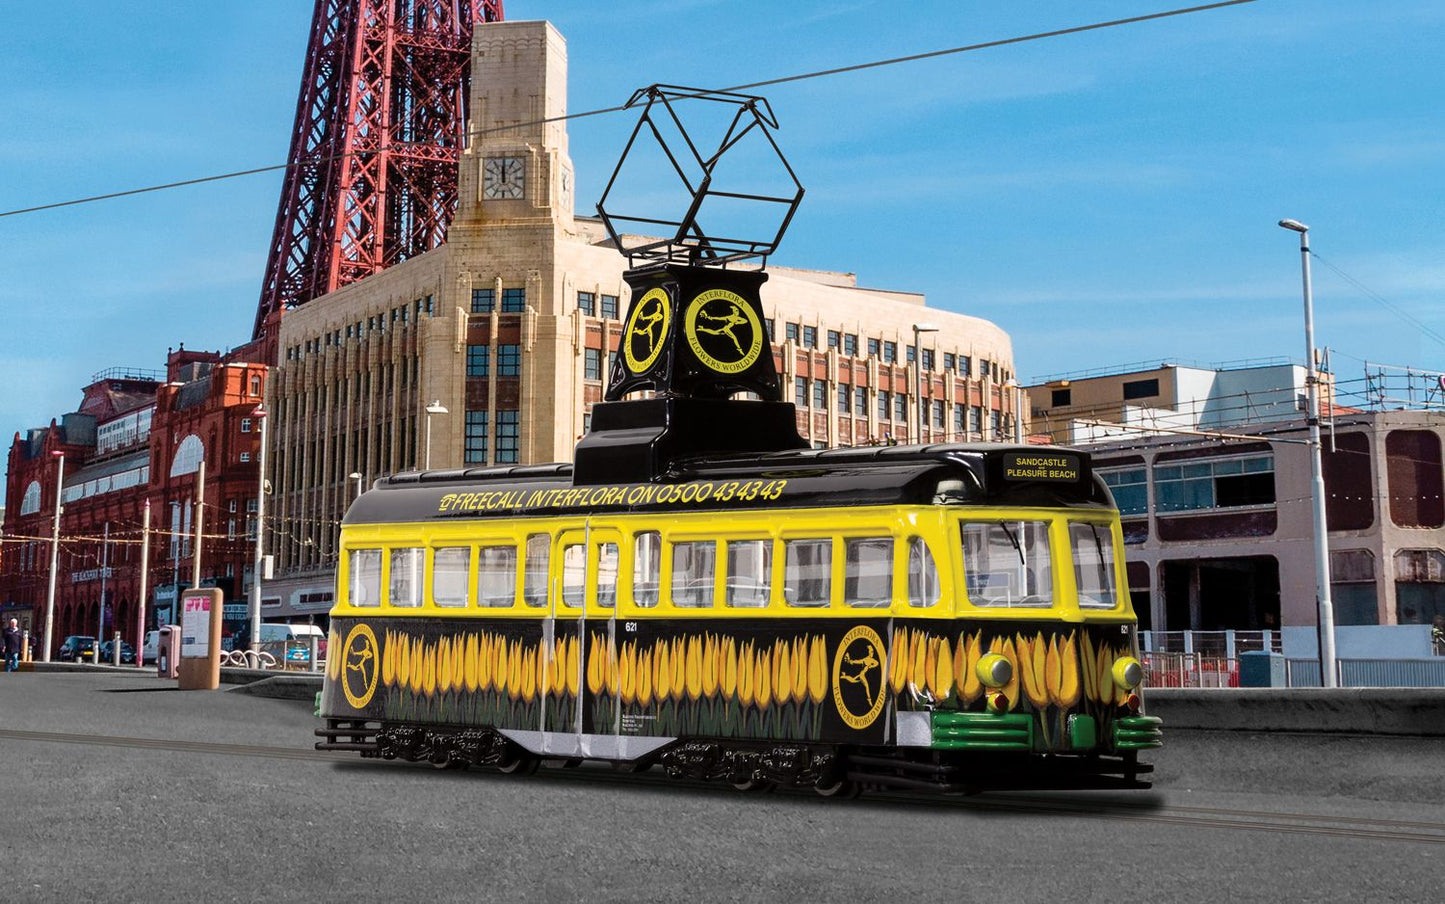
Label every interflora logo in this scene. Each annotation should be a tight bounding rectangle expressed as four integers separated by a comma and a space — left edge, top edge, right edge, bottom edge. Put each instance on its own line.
831, 625, 886, 730
684, 289, 762, 375
622, 288, 671, 373
342, 623, 380, 709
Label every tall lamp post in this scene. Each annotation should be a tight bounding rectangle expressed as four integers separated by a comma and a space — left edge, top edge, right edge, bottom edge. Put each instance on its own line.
424, 401, 448, 469
41, 450, 65, 662
1279, 218, 1337, 688
911, 324, 938, 445
249, 405, 267, 657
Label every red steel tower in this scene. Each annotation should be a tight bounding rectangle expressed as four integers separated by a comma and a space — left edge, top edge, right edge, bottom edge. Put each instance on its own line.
253, 0, 505, 353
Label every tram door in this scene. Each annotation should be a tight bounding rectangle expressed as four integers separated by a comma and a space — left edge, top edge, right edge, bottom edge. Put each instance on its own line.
550, 525, 621, 752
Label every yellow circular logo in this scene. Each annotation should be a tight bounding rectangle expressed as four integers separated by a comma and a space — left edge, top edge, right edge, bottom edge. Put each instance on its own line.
341, 623, 380, 710
832, 625, 886, 730
684, 289, 763, 375
622, 288, 671, 373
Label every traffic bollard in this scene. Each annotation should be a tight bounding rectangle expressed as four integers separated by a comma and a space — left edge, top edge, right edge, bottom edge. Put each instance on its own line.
113, 630, 122, 666
310, 636, 320, 673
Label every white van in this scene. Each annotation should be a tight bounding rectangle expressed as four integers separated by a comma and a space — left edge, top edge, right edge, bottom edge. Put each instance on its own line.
259, 623, 327, 668
141, 630, 160, 665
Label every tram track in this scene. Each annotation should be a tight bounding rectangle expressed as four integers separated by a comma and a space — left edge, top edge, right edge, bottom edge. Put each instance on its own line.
5, 726, 1443, 846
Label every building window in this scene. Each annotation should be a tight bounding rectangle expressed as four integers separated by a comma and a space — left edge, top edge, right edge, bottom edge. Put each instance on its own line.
838, 384, 851, 414
497, 344, 521, 377
931, 399, 944, 428
764, 319, 775, 340
958, 355, 971, 377
467, 344, 490, 377
465, 410, 488, 463
827, 330, 840, 350
577, 291, 596, 316
1154, 454, 1275, 513
1331, 550, 1378, 626
867, 338, 880, 358
240, 452, 251, 463
600, 294, 619, 319
906, 346, 916, 364
1052, 388, 1072, 407
495, 410, 520, 463
1123, 378, 1160, 401
970, 406, 983, 434
883, 341, 897, 364
843, 334, 858, 356
785, 323, 800, 344
1393, 549, 1445, 626
953, 404, 965, 433
855, 387, 867, 414
795, 377, 808, 405
989, 410, 1001, 438
240, 418, 252, 434
1386, 430, 1444, 528
812, 380, 827, 410
502, 288, 526, 313
802, 326, 818, 349
471, 288, 495, 313
19, 481, 41, 516
1100, 467, 1148, 516
895, 393, 908, 422
584, 348, 603, 381
943, 352, 955, 371
878, 391, 890, 420
922, 349, 935, 371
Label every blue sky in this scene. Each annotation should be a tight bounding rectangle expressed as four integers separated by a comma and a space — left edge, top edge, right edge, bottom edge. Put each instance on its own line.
1, 1, 1441, 450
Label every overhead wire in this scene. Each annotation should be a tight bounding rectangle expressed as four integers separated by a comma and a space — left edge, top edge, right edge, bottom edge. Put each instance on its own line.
0, 0, 1260, 220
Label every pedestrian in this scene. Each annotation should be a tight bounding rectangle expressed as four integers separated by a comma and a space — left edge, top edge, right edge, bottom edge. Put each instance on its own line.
2, 618, 22, 672
1432, 615, 1445, 657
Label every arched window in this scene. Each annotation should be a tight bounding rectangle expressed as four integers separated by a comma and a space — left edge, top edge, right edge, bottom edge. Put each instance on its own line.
19, 480, 42, 515
171, 435, 204, 477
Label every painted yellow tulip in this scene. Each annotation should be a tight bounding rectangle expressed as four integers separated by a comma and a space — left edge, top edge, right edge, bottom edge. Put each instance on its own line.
619, 642, 636, 704
685, 636, 703, 701
1017, 634, 1048, 709
438, 638, 453, 694
424, 645, 438, 696
808, 636, 828, 705
1081, 632, 1098, 702
702, 635, 718, 699
521, 649, 536, 703
565, 635, 581, 697
792, 637, 808, 698
330, 631, 344, 680
587, 635, 604, 696
737, 643, 754, 707
1097, 644, 1116, 706
888, 628, 908, 695
637, 649, 653, 706
1044, 635, 1063, 705
478, 634, 493, 692
961, 632, 983, 703
671, 638, 686, 703
773, 640, 791, 706
606, 636, 620, 695
721, 637, 738, 698
654, 642, 671, 701
1057, 633, 1081, 707
923, 637, 938, 696
933, 637, 954, 699
754, 649, 772, 711
410, 638, 424, 693
381, 633, 395, 687
909, 630, 927, 695
508, 641, 523, 698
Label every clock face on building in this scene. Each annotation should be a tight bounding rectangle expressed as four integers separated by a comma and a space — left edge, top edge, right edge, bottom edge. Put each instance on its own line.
484, 156, 525, 200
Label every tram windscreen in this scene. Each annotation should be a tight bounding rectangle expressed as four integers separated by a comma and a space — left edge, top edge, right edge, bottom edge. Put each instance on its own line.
1070, 522, 1118, 609
960, 521, 1053, 608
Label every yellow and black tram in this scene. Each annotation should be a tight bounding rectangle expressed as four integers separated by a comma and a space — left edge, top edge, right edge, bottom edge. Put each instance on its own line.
316, 442, 1163, 794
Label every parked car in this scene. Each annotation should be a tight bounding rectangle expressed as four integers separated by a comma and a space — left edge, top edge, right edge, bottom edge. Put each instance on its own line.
259, 623, 327, 669
97, 640, 136, 665
141, 630, 160, 664
58, 635, 97, 662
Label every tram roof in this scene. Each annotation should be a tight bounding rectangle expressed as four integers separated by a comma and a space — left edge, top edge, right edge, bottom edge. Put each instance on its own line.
343, 443, 1113, 526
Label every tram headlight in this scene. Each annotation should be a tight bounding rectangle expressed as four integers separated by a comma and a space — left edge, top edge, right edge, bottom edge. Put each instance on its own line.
976, 653, 1012, 689
1112, 656, 1143, 691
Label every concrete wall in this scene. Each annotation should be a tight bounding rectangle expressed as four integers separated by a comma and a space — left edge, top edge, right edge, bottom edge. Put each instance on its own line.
1147, 687, 1445, 735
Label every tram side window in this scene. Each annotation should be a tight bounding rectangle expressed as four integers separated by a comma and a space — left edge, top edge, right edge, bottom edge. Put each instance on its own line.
349, 549, 382, 607
907, 537, 941, 607
478, 545, 517, 607
784, 539, 832, 607
389, 548, 425, 607
597, 542, 619, 608
961, 521, 1053, 608
561, 543, 586, 608
726, 539, 772, 608
672, 541, 716, 608
1070, 522, 1118, 609
523, 534, 550, 607
844, 537, 893, 608
633, 531, 661, 607
432, 547, 470, 607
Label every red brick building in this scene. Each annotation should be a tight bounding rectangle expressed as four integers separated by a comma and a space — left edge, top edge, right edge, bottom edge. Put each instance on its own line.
1, 349, 266, 658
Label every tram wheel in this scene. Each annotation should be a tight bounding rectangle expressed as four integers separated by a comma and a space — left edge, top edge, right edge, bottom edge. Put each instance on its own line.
730, 778, 774, 793
496, 752, 539, 776
813, 779, 861, 800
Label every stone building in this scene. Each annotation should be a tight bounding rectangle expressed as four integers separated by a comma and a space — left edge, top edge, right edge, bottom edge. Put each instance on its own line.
263, 20, 1022, 616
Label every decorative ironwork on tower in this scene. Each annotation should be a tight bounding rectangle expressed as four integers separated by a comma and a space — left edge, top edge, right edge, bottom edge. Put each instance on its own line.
253, 0, 504, 353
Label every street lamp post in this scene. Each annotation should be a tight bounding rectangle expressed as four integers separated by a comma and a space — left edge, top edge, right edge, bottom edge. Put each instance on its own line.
41, 450, 65, 662
249, 405, 267, 658
1279, 218, 1337, 688
349, 472, 364, 499
424, 401, 448, 469
911, 324, 938, 445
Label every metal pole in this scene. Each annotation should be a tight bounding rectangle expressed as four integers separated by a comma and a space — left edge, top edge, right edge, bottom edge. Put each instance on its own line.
192, 459, 205, 589
250, 409, 267, 657
136, 500, 150, 667
42, 452, 65, 662
96, 521, 109, 663
912, 329, 922, 444
425, 409, 433, 469
1281, 219, 1338, 688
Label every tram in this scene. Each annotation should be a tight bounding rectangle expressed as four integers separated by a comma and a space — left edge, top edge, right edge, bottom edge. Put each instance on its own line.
315, 439, 1163, 794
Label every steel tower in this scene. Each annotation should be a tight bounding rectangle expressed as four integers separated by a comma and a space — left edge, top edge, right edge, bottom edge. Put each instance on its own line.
253, 0, 505, 352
